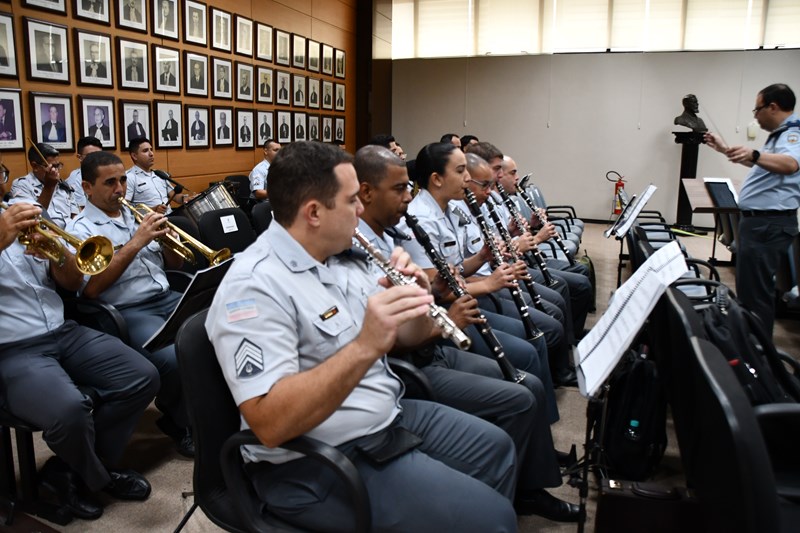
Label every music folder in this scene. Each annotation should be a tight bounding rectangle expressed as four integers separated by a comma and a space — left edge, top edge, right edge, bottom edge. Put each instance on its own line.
143, 258, 234, 352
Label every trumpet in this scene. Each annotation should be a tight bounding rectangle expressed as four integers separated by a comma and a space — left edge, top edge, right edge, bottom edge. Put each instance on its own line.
352, 229, 472, 350
118, 198, 231, 266
0, 201, 114, 275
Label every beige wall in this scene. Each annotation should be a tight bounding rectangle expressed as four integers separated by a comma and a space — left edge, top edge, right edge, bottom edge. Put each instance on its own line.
392, 49, 800, 225
2, 0, 356, 195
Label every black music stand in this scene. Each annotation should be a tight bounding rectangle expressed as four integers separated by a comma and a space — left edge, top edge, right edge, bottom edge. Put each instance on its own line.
144, 258, 234, 352
704, 180, 739, 266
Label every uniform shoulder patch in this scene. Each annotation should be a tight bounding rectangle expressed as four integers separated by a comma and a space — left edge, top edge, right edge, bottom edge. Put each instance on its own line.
234, 338, 264, 379
787, 133, 798, 144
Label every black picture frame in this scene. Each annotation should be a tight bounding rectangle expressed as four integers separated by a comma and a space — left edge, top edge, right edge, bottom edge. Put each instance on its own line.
307, 39, 320, 73
0, 13, 17, 79
307, 114, 320, 141
74, 0, 110, 25
322, 115, 333, 142
30, 91, 74, 151
275, 70, 290, 106
335, 82, 345, 112
152, 0, 179, 40
185, 104, 209, 148
74, 29, 113, 87
80, 95, 116, 149
235, 108, 254, 150
25, 18, 69, 83
119, 99, 151, 149
235, 62, 253, 102
307, 77, 320, 109
256, 66, 273, 104
321, 44, 333, 76
235, 15, 252, 57
256, 23, 272, 62
275, 29, 290, 67
117, 0, 147, 33
334, 48, 345, 79
212, 105, 233, 147
23, 0, 66, 14
210, 8, 231, 52
0, 88, 23, 150
183, 0, 206, 46
152, 44, 180, 94
276, 110, 291, 143
211, 56, 232, 99
184, 51, 207, 96
155, 100, 182, 149
334, 116, 344, 143
321, 80, 333, 110
292, 74, 306, 108
117, 37, 149, 90
292, 34, 305, 69
256, 110, 273, 145
293, 111, 306, 142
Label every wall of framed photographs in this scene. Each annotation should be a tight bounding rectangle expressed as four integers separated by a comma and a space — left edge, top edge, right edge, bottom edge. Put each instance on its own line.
0, 0, 355, 193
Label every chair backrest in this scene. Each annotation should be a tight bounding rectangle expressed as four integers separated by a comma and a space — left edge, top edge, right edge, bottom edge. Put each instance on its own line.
167, 214, 207, 273
224, 175, 252, 207
198, 207, 257, 255
250, 200, 273, 235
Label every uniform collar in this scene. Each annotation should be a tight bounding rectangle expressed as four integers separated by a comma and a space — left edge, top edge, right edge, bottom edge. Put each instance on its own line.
268, 222, 338, 285
82, 200, 131, 229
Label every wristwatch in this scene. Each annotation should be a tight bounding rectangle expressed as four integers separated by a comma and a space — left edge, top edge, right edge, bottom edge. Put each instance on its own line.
751, 150, 761, 164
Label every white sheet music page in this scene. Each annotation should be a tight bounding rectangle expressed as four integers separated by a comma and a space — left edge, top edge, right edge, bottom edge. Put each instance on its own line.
614, 184, 658, 237
574, 240, 687, 398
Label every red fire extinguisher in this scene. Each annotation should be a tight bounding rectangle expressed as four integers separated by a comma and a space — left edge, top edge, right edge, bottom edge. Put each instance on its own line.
607, 170, 626, 215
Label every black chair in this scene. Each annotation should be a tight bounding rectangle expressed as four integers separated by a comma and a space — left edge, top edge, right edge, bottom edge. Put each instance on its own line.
198, 208, 257, 255
173, 309, 371, 533
250, 201, 272, 236
168, 215, 208, 273
224, 175, 254, 215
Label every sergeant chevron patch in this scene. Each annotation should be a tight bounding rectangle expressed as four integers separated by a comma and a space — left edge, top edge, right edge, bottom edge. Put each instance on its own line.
234, 339, 264, 379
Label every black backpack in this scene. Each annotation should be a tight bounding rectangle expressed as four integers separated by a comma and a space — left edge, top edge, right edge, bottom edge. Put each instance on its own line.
602, 346, 668, 481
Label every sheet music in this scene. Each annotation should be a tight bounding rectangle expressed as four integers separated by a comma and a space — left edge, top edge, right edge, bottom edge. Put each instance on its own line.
703, 177, 739, 204
613, 184, 657, 237
603, 194, 636, 238
574, 241, 687, 398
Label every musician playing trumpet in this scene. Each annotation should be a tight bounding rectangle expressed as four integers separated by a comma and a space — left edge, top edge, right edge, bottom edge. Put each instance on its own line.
0, 200, 159, 520
67, 151, 194, 458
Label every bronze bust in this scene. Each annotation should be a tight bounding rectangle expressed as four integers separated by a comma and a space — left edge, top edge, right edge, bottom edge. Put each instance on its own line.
674, 94, 707, 132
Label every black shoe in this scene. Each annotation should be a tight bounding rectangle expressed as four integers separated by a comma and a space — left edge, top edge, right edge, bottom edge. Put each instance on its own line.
176, 431, 195, 459
103, 469, 151, 501
514, 489, 580, 522
39, 457, 104, 520
156, 415, 194, 458
553, 369, 578, 388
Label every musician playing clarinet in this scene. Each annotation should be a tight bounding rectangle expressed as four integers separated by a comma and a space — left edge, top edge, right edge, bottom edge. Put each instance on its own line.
206, 141, 518, 532
68, 151, 193, 458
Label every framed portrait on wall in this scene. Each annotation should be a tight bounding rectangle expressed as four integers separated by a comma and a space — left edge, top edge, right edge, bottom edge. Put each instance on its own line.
75, 0, 110, 24
153, 45, 180, 94
25, 18, 69, 83
211, 57, 232, 99
155, 100, 182, 149
293, 111, 306, 142
321, 80, 333, 110
117, 0, 146, 33
30, 92, 73, 151
307, 78, 320, 109
275, 70, 290, 106
0, 88, 23, 150
235, 108, 253, 150
307, 39, 320, 73
183, 0, 206, 46
152, 0, 178, 40
75, 30, 112, 87
23, 0, 65, 14
334, 117, 344, 143
292, 74, 306, 108
275, 29, 290, 67
321, 116, 332, 142
256, 110, 272, 146
210, 8, 231, 52
185, 105, 209, 148
256, 23, 272, 62
335, 83, 345, 112
334, 49, 345, 79
0, 13, 19, 79
117, 38, 149, 90
119, 100, 150, 149
236, 62, 253, 102
276, 110, 291, 144
235, 15, 252, 57
184, 51, 207, 96
307, 114, 319, 141
212, 106, 233, 147
256, 66, 273, 104
321, 44, 333, 76
80, 96, 116, 149
292, 34, 305, 69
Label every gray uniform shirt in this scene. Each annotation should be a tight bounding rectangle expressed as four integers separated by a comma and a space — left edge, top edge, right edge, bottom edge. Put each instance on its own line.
125, 166, 173, 214
9, 172, 78, 228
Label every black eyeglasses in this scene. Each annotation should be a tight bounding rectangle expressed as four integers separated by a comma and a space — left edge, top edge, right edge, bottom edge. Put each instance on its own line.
35, 162, 64, 171
470, 178, 494, 190
752, 104, 768, 116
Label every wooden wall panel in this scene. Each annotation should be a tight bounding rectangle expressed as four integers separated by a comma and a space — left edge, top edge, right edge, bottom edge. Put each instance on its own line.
2, 0, 356, 195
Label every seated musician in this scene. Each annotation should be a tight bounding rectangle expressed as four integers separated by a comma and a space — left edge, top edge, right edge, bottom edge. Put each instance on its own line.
206, 141, 519, 531
124, 138, 185, 215
67, 151, 193, 457
65, 136, 104, 213
9, 143, 78, 228
0, 201, 158, 520
248, 138, 281, 202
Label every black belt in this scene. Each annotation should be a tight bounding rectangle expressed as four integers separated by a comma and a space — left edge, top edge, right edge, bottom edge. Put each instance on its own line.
740, 209, 797, 218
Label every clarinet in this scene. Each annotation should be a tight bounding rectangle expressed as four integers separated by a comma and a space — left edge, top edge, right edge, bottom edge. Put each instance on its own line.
352, 229, 472, 350
463, 189, 544, 341
404, 214, 525, 384
517, 175, 576, 266
483, 198, 547, 314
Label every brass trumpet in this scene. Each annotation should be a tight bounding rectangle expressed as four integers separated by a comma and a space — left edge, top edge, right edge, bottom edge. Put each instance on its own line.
0, 201, 114, 275
118, 198, 231, 266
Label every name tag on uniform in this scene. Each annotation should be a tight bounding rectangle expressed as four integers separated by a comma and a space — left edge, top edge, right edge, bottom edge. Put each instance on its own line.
320, 306, 338, 320
443, 240, 456, 248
